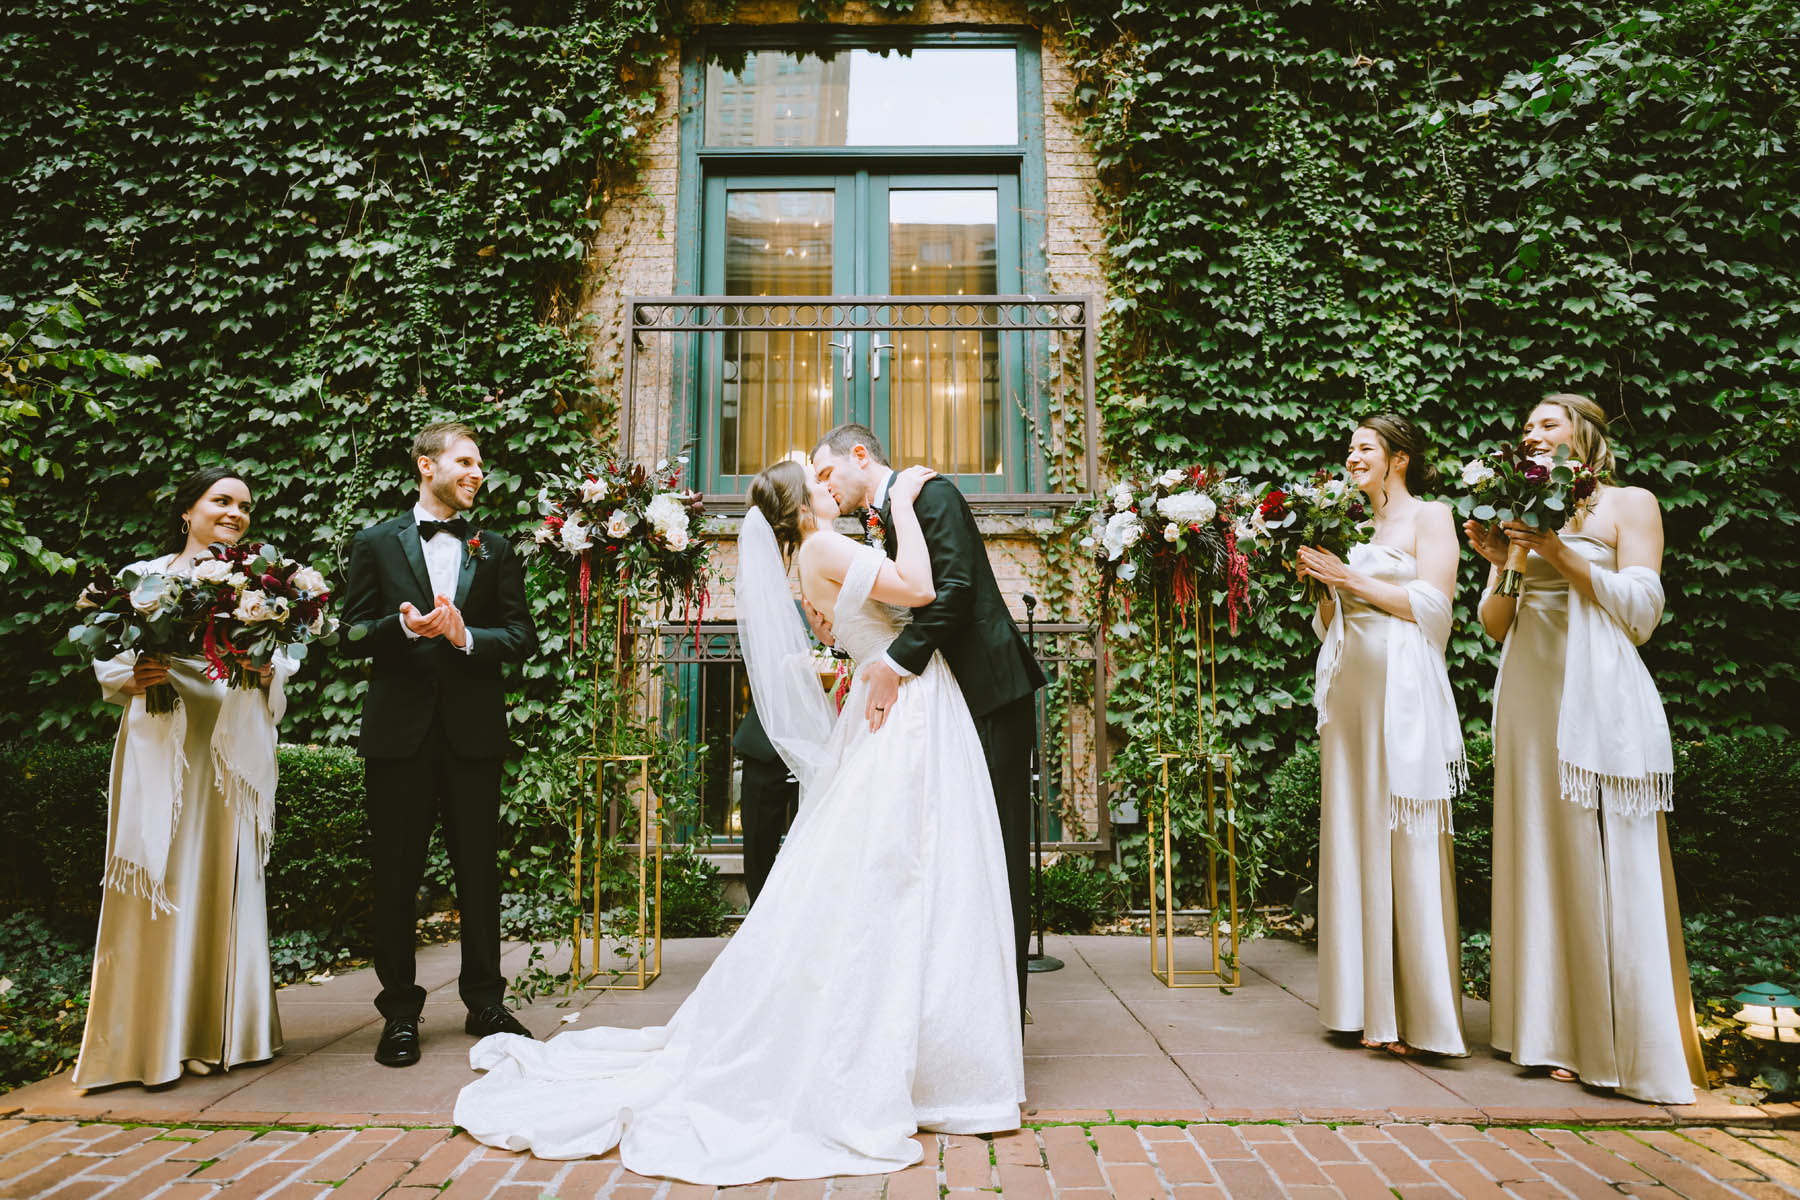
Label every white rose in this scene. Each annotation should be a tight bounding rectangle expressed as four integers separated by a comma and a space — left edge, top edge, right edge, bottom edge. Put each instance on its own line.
1110, 483, 1133, 510
192, 559, 233, 586
227, 571, 248, 589
560, 520, 593, 553
1461, 459, 1496, 488
1156, 467, 1186, 489
579, 477, 609, 504
308, 608, 326, 636
664, 527, 691, 552
233, 590, 278, 623
605, 509, 633, 538
1101, 510, 1143, 561
1164, 522, 1180, 542
645, 493, 690, 542
1323, 478, 1347, 499
1156, 492, 1217, 526
289, 566, 327, 595
130, 575, 177, 615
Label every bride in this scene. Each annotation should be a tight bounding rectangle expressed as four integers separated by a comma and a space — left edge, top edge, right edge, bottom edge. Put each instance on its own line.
453, 459, 1024, 1183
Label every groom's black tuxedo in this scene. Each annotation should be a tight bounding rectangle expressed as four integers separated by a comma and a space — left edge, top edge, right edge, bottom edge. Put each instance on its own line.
877, 473, 1046, 1013
341, 510, 537, 1020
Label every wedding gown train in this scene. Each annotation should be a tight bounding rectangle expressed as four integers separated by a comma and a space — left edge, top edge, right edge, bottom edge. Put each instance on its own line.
454, 545, 1023, 1182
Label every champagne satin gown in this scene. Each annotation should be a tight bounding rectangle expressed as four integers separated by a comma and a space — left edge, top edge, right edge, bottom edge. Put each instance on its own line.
1488, 535, 1705, 1103
1316, 544, 1467, 1054
74, 653, 283, 1090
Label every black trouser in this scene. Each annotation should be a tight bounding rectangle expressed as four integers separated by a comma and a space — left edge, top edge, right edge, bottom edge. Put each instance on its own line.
365, 716, 504, 1020
974, 693, 1037, 1017
738, 755, 799, 906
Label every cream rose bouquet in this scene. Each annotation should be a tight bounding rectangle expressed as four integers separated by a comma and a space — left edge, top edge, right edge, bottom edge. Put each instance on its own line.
187, 541, 338, 687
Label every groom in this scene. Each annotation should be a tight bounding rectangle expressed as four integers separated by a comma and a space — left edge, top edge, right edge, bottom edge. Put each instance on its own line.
810, 423, 1047, 1015
341, 421, 538, 1067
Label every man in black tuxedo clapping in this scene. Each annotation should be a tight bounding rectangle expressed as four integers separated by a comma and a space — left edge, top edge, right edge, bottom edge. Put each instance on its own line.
341, 421, 538, 1067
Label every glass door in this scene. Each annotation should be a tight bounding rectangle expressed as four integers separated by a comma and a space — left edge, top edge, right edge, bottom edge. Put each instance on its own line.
871, 175, 1021, 493
698, 172, 1023, 491
700, 176, 856, 493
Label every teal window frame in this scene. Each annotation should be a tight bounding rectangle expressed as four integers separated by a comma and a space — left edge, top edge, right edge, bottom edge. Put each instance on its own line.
673, 27, 1049, 494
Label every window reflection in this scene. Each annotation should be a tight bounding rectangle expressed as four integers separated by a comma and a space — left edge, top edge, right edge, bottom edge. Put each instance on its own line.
720, 191, 836, 477
706, 48, 1018, 147
889, 190, 1002, 477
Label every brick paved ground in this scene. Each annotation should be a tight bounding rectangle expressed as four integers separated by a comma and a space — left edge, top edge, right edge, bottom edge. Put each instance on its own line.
3, 1117, 1800, 1199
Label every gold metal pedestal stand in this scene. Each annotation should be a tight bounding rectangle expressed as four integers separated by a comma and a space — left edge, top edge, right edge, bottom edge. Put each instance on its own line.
1146, 603, 1241, 988
568, 589, 664, 991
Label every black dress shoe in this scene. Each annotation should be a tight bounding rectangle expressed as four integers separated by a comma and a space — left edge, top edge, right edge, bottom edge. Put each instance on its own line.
464, 1003, 534, 1039
375, 1016, 421, 1067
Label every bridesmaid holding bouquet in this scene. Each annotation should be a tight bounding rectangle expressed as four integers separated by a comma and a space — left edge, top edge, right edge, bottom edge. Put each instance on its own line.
1297, 414, 1468, 1059
1466, 393, 1704, 1103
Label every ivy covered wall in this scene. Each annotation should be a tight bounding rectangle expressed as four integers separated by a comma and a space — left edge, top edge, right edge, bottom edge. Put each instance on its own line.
1051, 0, 1800, 806
2, 0, 1794, 827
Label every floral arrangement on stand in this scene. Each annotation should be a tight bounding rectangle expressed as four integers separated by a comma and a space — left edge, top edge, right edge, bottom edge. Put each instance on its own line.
1456, 444, 1603, 595
1245, 469, 1374, 603
65, 545, 337, 713
522, 454, 713, 649
1079, 466, 1256, 635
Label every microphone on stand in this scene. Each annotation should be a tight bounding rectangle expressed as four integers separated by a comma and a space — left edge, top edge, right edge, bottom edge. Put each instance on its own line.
1024, 592, 1063, 973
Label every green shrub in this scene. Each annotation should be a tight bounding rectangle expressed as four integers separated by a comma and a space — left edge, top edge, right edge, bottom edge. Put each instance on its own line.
1038, 854, 1126, 934
0, 743, 111, 919
0, 912, 92, 1089
267, 745, 372, 935
657, 848, 730, 938
1232, 733, 1792, 923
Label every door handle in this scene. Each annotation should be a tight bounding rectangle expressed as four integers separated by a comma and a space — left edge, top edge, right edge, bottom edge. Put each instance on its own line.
869, 337, 895, 380
828, 338, 854, 381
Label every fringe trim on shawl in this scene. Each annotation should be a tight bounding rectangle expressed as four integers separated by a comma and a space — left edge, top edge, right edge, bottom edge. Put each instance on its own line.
213, 739, 275, 871
1389, 754, 1468, 834
1560, 760, 1674, 817
103, 708, 187, 918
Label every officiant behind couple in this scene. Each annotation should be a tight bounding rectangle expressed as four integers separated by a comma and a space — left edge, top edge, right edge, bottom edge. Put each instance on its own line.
453, 424, 1046, 1184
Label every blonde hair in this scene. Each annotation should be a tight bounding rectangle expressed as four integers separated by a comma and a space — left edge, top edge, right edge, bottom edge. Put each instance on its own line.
1538, 393, 1617, 477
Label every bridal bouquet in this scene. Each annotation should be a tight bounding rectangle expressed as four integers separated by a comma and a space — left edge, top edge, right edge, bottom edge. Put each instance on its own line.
65, 565, 192, 714
522, 456, 713, 638
1455, 443, 1602, 595
1247, 469, 1373, 604
187, 541, 339, 687
1079, 466, 1256, 633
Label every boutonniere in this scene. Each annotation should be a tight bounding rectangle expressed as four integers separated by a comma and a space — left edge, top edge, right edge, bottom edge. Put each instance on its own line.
466, 533, 487, 562
863, 511, 885, 547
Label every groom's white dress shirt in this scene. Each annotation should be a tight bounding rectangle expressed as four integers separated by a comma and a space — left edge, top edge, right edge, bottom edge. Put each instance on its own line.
404, 502, 474, 653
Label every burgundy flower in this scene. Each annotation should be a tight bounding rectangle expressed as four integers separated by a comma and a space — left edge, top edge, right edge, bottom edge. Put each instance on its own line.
1259, 489, 1288, 518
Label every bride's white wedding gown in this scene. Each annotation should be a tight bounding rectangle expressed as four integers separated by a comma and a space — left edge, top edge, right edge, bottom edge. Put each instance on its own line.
454, 545, 1023, 1183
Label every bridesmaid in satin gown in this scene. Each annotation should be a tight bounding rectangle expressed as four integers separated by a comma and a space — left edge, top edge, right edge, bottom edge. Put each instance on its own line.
1298, 415, 1467, 1059
74, 468, 288, 1090
1467, 394, 1705, 1103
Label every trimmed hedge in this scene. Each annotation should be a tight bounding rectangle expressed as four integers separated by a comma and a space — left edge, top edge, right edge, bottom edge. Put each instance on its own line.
1250, 731, 1800, 920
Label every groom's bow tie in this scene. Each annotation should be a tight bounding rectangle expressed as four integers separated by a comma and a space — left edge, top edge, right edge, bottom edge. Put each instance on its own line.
418, 516, 470, 540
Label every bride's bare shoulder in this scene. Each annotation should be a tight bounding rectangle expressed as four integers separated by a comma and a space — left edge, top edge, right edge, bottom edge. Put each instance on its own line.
798, 529, 858, 581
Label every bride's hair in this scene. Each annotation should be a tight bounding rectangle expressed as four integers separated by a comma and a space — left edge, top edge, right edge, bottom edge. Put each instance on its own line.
749, 460, 814, 561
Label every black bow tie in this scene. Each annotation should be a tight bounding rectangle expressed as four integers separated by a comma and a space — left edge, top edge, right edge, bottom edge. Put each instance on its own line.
418, 517, 470, 540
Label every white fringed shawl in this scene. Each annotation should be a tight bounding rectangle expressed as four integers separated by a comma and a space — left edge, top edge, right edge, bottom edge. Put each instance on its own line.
1559, 563, 1674, 815
1314, 549, 1467, 833
93, 556, 293, 915
1490, 552, 1673, 817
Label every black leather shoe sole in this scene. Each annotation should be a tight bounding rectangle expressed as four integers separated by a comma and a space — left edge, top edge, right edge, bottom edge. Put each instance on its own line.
375, 1021, 421, 1067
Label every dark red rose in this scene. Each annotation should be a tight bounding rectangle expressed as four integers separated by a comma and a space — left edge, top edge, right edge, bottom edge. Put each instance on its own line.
1259, 489, 1288, 518
1525, 463, 1549, 483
